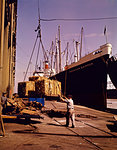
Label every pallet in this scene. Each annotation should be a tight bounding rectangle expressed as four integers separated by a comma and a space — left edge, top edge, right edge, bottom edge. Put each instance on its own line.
2, 109, 44, 121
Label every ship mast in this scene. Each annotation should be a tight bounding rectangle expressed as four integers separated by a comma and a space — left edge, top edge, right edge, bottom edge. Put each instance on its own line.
76, 41, 80, 61
55, 36, 59, 74
73, 39, 77, 63
66, 42, 69, 66
58, 26, 61, 72
50, 41, 54, 71
80, 27, 83, 59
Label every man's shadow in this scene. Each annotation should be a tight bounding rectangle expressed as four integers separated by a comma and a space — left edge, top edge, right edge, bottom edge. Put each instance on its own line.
107, 120, 117, 132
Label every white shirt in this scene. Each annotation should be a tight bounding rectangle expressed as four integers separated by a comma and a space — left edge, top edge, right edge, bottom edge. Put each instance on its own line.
64, 98, 74, 110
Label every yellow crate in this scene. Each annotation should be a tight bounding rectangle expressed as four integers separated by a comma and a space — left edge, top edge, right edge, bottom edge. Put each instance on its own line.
18, 81, 35, 97
35, 79, 61, 97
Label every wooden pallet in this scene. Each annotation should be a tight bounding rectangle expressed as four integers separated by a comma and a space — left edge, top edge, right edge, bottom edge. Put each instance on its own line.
0, 114, 5, 136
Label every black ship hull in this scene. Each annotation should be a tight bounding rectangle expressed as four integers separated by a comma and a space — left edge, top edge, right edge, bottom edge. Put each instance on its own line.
107, 55, 117, 99
51, 44, 112, 110
108, 55, 117, 89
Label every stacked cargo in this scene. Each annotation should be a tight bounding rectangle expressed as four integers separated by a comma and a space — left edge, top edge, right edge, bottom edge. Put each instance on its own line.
52, 80, 61, 96
35, 78, 61, 97
18, 81, 35, 97
29, 76, 39, 81
29, 76, 45, 81
18, 76, 61, 98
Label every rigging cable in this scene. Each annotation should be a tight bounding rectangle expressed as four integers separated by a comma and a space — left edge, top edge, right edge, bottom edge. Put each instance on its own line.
40, 16, 117, 22
23, 35, 38, 81
35, 40, 41, 71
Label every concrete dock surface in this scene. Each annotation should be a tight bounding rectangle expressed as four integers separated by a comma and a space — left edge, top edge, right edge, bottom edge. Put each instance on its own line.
0, 100, 117, 150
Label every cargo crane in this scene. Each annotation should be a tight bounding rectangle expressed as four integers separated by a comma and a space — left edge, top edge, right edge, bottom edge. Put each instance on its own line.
18, 1, 62, 103
23, 0, 48, 81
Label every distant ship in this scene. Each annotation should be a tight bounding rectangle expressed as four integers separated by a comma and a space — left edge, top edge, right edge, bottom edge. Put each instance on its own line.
51, 43, 113, 110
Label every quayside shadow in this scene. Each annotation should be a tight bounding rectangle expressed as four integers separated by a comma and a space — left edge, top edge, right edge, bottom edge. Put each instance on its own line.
3, 118, 42, 125
105, 108, 117, 115
12, 130, 117, 138
107, 124, 117, 132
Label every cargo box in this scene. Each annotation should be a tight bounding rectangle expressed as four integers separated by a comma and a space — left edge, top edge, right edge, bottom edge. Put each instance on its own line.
18, 81, 35, 97
35, 78, 51, 97
35, 79, 61, 97
53, 80, 61, 96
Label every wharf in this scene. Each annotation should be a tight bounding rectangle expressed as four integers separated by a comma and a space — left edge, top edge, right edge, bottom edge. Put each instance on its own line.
0, 100, 117, 150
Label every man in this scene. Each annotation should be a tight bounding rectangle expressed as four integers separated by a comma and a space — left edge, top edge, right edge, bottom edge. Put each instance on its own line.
59, 95, 75, 128
1, 93, 7, 114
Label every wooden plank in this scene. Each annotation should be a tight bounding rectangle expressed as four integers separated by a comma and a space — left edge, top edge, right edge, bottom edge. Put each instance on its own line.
114, 115, 117, 121
20, 109, 40, 115
2, 115, 17, 119
0, 100, 5, 136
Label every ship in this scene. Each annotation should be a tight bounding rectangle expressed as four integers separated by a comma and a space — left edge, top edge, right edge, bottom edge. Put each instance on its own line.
51, 43, 113, 110
107, 54, 117, 99
22, 7, 117, 110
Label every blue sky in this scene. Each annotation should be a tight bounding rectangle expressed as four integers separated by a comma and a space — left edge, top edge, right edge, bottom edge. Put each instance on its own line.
15, 0, 117, 92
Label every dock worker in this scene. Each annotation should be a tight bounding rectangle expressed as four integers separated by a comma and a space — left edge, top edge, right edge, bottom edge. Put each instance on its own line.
1, 93, 8, 114
59, 95, 75, 128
